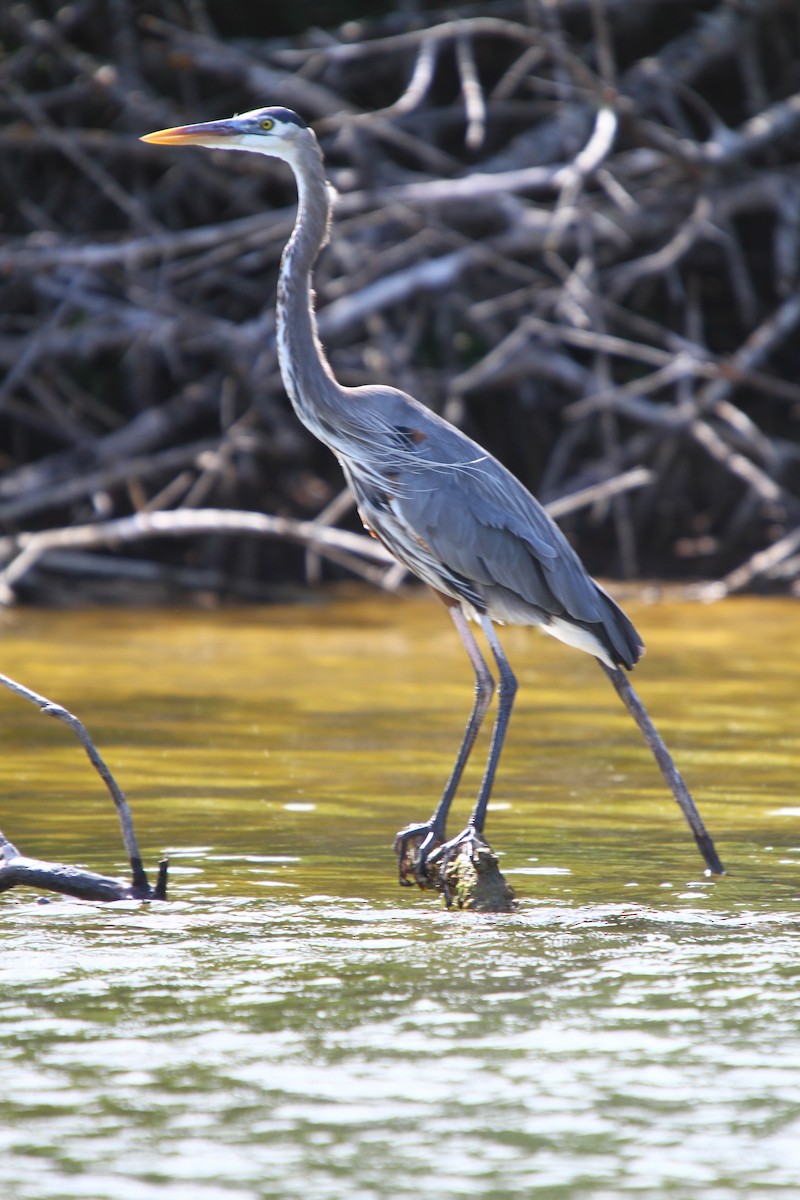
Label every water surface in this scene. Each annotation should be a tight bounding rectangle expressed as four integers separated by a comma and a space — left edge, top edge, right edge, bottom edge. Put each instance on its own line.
1, 590, 799, 1198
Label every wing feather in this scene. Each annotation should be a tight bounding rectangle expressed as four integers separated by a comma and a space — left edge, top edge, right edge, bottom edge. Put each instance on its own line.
339, 387, 642, 667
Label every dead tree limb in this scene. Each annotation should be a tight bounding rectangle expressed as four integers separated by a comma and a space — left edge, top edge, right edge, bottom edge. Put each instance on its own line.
0, 507, 395, 604
0, 673, 167, 902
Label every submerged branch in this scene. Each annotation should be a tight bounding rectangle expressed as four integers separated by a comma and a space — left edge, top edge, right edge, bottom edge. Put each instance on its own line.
0, 673, 167, 902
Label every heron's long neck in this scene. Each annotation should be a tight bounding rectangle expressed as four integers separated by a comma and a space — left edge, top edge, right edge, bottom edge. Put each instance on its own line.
276, 137, 347, 443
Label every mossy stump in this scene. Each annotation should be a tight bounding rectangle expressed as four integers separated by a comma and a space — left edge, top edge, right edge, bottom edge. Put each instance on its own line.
439, 842, 517, 913
401, 834, 517, 912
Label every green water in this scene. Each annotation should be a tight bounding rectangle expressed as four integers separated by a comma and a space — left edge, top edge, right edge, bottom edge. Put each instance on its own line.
1, 589, 799, 1199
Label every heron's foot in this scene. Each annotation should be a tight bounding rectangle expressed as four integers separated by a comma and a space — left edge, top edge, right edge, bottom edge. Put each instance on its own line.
424, 824, 488, 879
426, 826, 517, 913
393, 820, 445, 888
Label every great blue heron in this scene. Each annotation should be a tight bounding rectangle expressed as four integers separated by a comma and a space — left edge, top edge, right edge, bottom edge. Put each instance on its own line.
142, 107, 724, 884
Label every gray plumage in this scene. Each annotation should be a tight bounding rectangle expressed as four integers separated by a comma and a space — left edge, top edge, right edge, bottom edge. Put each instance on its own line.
142, 107, 724, 884
269, 110, 641, 671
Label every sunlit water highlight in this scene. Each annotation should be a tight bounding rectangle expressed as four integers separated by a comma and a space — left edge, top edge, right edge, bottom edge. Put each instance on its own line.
1, 589, 799, 1198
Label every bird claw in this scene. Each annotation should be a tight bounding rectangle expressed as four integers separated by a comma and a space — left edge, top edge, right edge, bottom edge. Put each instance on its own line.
425, 825, 489, 876
394, 821, 491, 900
395, 823, 515, 910
393, 821, 444, 888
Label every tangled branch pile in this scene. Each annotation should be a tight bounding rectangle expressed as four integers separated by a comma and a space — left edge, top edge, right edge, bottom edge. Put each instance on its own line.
1, 0, 799, 604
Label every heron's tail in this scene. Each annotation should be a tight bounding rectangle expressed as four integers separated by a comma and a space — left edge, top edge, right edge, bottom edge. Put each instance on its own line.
594, 584, 644, 671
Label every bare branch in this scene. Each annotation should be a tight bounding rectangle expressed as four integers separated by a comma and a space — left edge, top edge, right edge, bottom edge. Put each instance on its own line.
0, 507, 395, 604
0, 674, 166, 902
455, 33, 487, 150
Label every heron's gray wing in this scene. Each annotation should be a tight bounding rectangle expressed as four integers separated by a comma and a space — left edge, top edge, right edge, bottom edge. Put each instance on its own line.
340, 388, 641, 666
396, 449, 610, 626
403, 464, 642, 668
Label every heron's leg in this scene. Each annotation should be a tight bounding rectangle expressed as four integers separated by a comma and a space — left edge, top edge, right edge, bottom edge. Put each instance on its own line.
600, 662, 725, 875
394, 606, 495, 885
469, 616, 518, 835
426, 615, 518, 871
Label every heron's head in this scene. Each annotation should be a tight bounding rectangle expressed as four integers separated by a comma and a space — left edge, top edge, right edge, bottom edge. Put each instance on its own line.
140, 106, 308, 159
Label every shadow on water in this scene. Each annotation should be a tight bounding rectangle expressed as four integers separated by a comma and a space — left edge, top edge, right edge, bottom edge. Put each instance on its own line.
1, 588, 799, 1199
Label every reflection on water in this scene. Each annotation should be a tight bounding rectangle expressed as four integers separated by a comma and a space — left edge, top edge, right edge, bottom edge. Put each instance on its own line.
1, 589, 799, 1199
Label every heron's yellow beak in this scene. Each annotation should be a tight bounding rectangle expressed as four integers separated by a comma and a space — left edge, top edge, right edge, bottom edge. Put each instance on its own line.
140, 120, 238, 146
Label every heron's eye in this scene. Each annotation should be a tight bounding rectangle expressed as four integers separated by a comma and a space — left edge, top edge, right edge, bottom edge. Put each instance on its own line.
260, 118, 274, 131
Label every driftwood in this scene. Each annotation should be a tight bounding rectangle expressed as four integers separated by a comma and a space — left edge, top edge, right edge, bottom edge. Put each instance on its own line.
0, 673, 167, 902
0, 0, 799, 603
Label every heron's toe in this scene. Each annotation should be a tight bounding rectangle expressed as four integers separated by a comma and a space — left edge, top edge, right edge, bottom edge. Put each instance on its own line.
393, 821, 443, 887
425, 826, 489, 876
